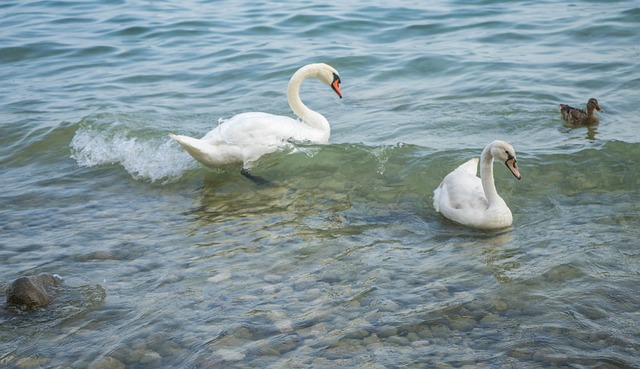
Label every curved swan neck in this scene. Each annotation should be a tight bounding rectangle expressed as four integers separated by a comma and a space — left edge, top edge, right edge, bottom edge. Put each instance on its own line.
287, 65, 330, 138
480, 146, 501, 206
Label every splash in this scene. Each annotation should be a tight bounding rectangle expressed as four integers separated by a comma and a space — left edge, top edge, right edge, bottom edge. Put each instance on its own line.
70, 117, 198, 183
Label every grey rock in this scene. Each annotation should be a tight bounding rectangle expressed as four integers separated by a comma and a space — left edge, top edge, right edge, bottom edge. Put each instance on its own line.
5, 273, 63, 309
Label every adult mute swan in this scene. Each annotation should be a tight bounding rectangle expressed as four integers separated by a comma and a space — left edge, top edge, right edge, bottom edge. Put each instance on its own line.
433, 140, 522, 230
169, 63, 342, 174
559, 98, 603, 126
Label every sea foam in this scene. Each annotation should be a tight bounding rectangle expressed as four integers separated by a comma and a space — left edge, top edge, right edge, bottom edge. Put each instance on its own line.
70, 124, 197, 183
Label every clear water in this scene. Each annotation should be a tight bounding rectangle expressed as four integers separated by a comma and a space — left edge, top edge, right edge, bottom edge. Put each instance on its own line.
2, 0, 640, 368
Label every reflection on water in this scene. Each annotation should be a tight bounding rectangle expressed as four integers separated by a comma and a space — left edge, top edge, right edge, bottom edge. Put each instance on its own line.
187, 171, 354, 239
561, 125, 599, 141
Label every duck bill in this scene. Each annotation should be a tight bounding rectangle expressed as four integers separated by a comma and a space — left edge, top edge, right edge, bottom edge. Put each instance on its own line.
505, 158, 521, 180
596, 107, 604, 113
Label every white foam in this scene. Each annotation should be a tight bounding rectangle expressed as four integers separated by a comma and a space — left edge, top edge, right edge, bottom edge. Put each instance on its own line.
70, 126, 198, 183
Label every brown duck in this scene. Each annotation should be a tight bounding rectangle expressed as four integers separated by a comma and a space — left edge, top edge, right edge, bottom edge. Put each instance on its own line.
559, 98, 603, 126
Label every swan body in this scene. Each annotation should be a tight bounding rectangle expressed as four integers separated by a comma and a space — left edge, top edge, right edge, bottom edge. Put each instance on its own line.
433, 140, 522, 230
559, 98, 603, 126
170, 63, 342, 168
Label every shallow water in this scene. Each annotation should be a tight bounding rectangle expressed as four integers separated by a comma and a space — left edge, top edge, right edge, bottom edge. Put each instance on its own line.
2, 0, 640, 368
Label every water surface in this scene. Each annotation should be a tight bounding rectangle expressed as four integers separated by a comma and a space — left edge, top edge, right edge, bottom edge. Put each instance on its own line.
1, 0, 640, 368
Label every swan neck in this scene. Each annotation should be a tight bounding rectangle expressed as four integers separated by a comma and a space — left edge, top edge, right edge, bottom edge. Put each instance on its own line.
287, 67, 330, 135
287, 71, 306, 118
480, 147, 500, 206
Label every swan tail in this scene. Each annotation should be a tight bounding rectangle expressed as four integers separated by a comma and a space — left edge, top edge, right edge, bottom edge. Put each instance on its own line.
169, 134, 204, 154
169, 134, 218, 167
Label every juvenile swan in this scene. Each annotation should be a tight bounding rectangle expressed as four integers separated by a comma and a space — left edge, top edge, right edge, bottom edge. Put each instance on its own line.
433, 140, 521, 229
170, 63, 342, 170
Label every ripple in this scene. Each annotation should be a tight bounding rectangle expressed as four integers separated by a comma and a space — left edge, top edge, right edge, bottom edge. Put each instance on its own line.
2, 0, 640, 368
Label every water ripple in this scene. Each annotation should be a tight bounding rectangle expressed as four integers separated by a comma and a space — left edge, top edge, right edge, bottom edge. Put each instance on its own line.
2, 0, 640, 368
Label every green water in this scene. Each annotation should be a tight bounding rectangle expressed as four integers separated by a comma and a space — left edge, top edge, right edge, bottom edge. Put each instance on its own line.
1, 1, 640, 368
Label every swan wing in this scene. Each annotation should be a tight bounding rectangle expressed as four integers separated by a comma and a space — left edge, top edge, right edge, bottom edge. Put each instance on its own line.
203, 113, 301, 144
433, 158, 489, 225
171, 112, 324, 168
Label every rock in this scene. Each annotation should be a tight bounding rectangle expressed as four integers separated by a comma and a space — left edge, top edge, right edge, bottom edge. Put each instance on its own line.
5, 273, 63, 309
139, 350, 162, 365
88, 357, 125, 369
216, 348, 245, 361
15, 356, 50, 368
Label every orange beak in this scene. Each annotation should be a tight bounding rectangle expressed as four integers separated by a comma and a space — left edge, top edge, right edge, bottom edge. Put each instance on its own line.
332, 78, 342, 99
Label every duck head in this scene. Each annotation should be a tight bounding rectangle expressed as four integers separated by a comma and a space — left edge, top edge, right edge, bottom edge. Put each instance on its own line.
588, 98, 603, 113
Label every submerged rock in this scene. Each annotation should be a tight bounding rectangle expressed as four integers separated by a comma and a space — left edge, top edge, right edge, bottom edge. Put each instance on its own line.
88, 356, 125, 369
5, 273, 63, 309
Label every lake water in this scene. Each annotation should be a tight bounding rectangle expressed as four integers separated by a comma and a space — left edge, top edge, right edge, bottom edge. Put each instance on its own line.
2, 0, 640, 368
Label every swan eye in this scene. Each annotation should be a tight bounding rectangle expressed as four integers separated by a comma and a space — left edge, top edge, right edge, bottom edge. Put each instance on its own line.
505, 150, 515, 160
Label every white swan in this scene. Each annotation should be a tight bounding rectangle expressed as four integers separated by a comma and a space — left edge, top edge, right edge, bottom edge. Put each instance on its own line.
169, 63, 342, 170
433, 140, 521, 229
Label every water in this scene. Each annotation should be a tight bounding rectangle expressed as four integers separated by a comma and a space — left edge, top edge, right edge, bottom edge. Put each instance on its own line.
1, 0, 640, 367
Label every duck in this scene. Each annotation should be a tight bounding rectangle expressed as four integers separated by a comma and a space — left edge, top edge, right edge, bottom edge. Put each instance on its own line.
169, 63, 342, 174
433, 140, 522, 230
559, 98, 603, 126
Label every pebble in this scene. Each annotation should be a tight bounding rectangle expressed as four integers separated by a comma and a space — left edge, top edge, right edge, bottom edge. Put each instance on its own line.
376, 325, 398, 339
411, 339, 431, 348
365, 342, 385, 352
131, 338, 146, 351
88, 357, 125, 369
431, 324, 451, 338
207, 272, 231, 283
16, 357, 50, 368
418, 326, 433, 339
362, 334, 379, 345
480, 313, 500, 324
80, 250, 115, 261
450, 317, 476, 332
375, 298, 401, 312
491, 298, 509, 312
344, 328, 369, 339
139, 350, 162, 365
216, 348, 245, 361
385, 335, 410, 346
263, 274, 283, 283
274, 318, 293, 333
0, 355, 14, 366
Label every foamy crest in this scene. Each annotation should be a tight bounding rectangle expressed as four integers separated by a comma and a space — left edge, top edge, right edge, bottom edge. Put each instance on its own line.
70, 126, 198, 183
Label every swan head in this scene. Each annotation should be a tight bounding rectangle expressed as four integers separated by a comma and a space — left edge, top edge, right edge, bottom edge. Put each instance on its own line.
489, 140, 521, 180
300, 63, 342, 99
587, 98, 603, 113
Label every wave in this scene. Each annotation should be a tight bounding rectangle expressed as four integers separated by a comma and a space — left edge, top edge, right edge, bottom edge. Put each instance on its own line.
67, 112, 640, 192
70, 114, 198, 183
67, 113, 432, 184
